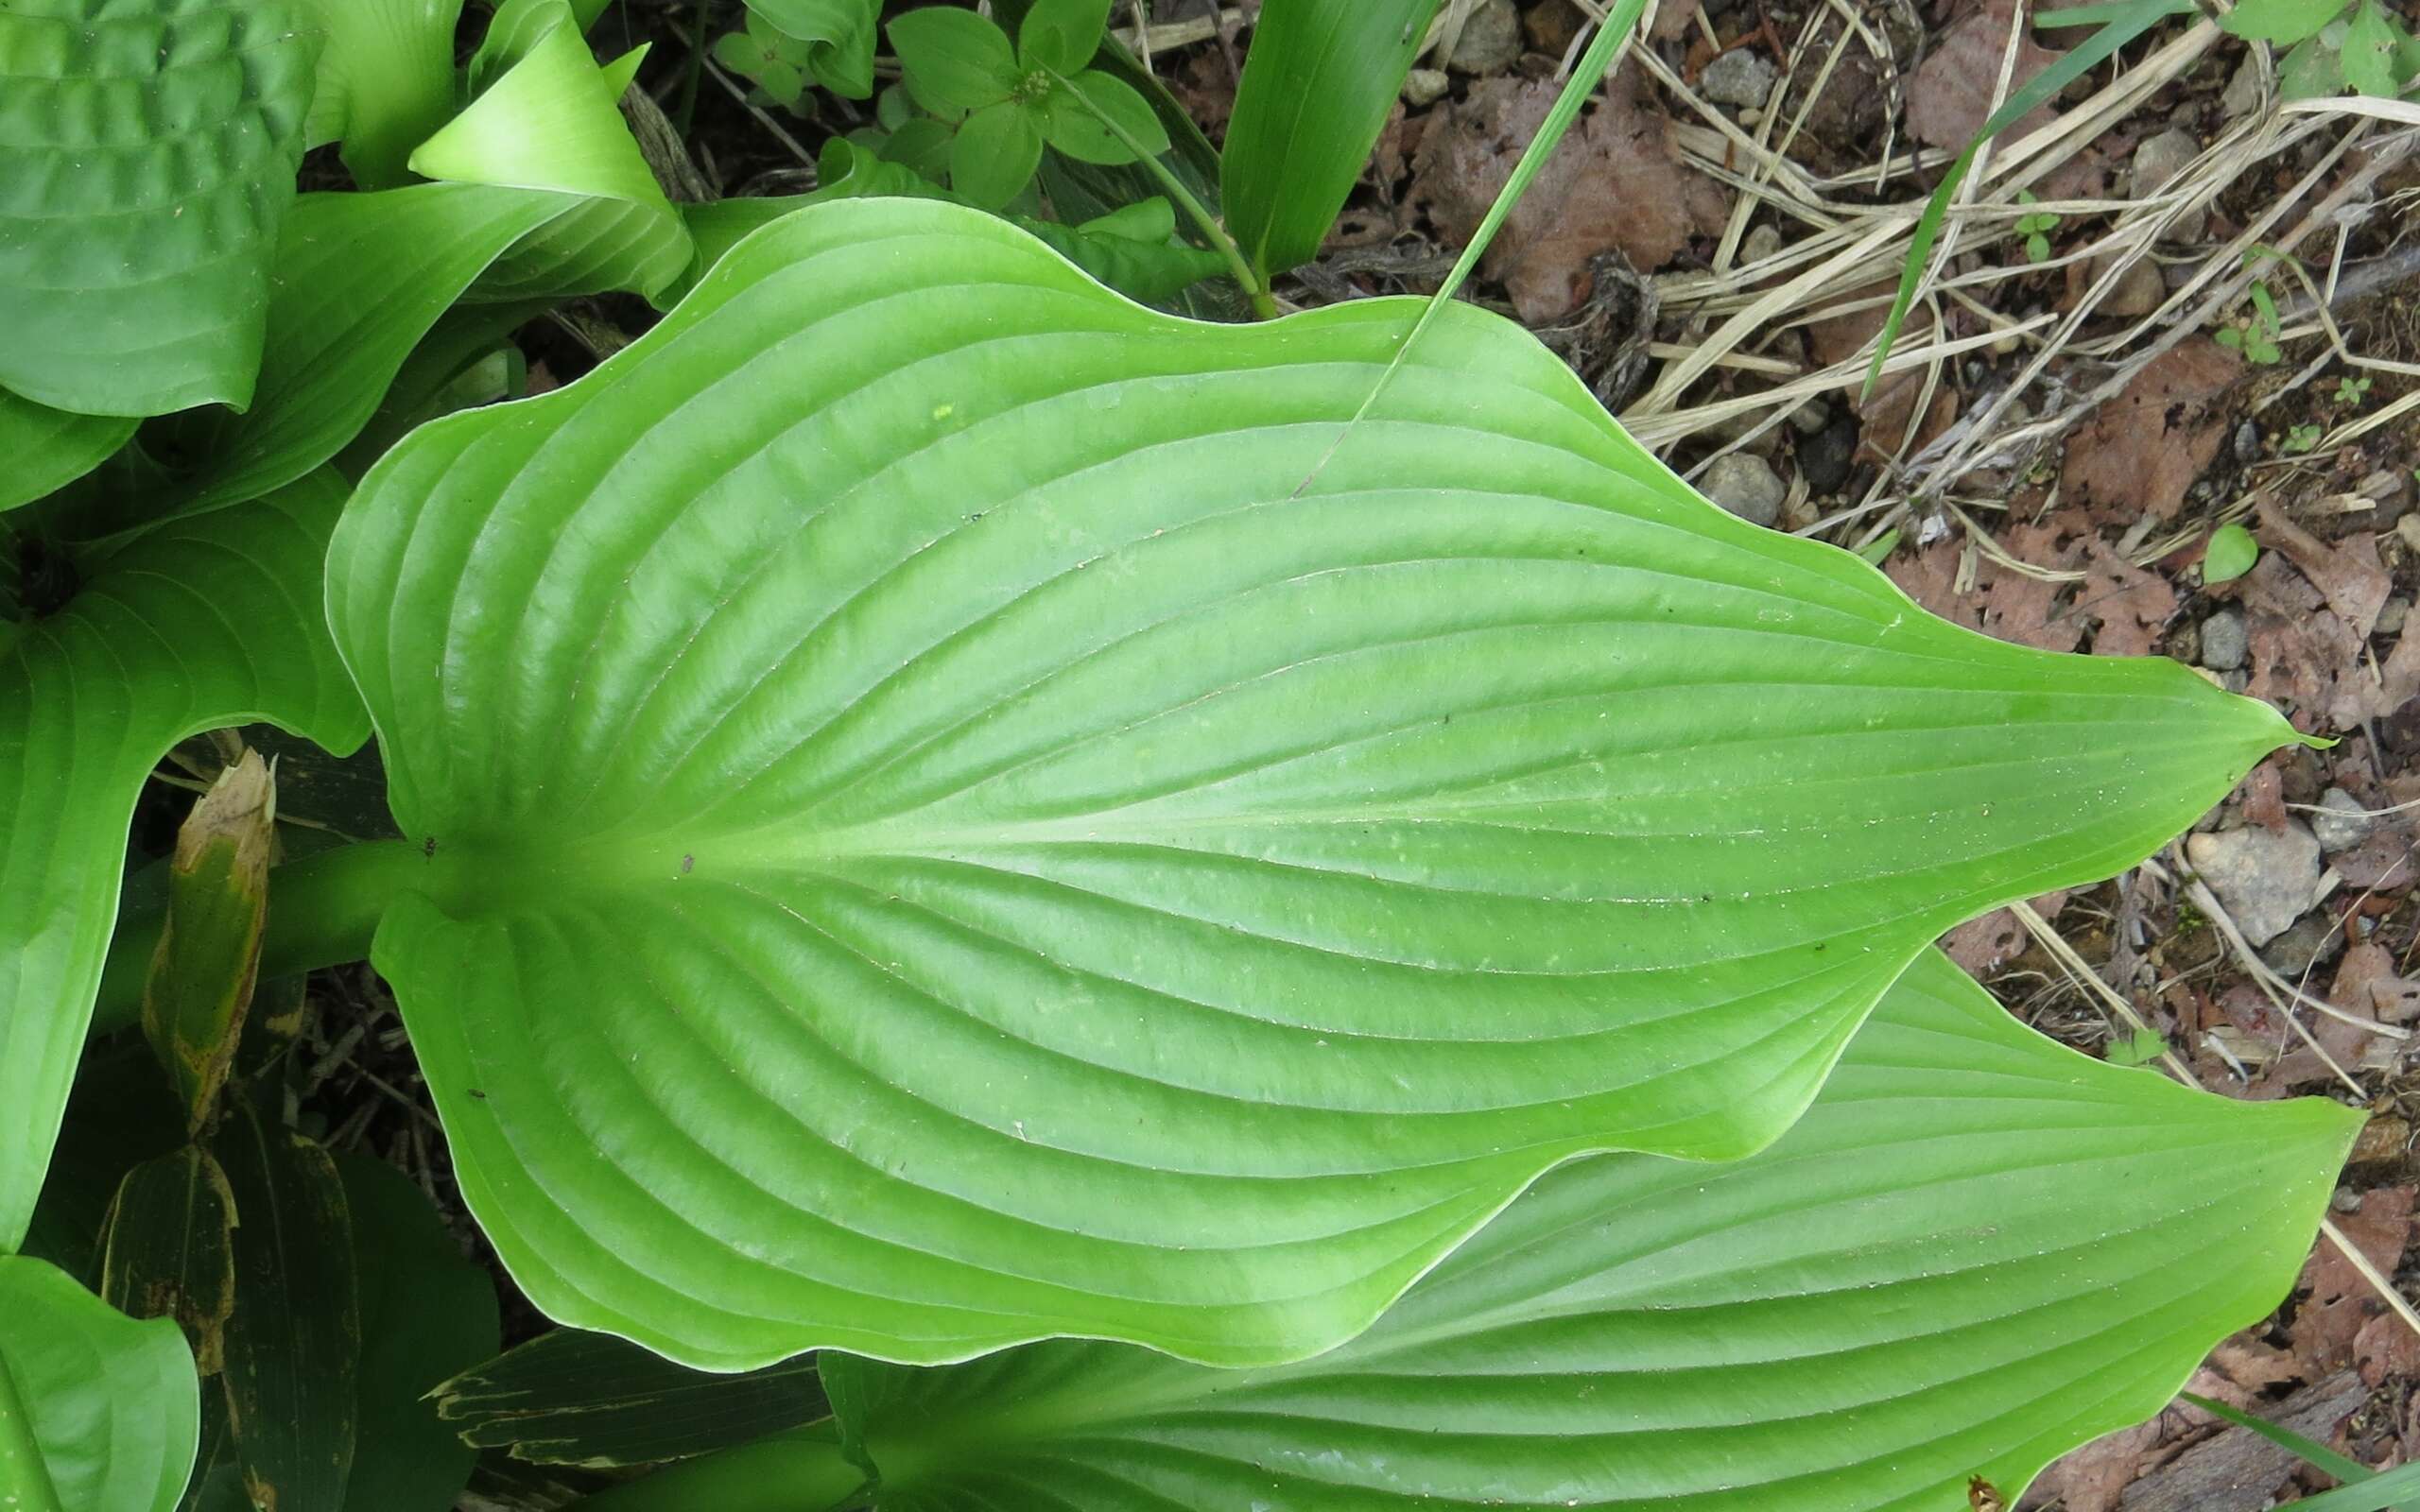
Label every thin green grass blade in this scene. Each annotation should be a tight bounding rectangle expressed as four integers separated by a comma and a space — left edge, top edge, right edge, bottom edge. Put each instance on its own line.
2181, 1393, 2408, 1512
2280, 1460, 2420, 1512
1293, 0, 1649, 494
1397, 0, 1648, 351
2180, 1393, 2376, 1485
1861, 0, 2196, 397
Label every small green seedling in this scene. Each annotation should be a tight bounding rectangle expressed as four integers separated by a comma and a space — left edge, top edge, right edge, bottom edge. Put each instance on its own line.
2216, 278, 2287, 365
2284, 421, 2325, 455
2013, 191, 2060, 264
2335, 373, 2373, 405
2106, 1025, 2169, 1067
2204, 522, 2259, 584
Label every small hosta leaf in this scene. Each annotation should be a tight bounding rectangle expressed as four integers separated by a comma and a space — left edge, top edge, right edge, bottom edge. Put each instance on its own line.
0, 0, 317, 416
0, 1254, 199, 1512
816, 951, 2357, 1512
0, 472, 370, 1250
327, 199, 2301, 1369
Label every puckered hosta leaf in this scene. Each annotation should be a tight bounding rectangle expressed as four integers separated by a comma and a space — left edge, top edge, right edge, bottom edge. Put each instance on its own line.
0, 1255, 199, 1512
58, 189, 665, 535
325, 198, 2301, 1369
0, 392, 134, 513
815, 950, 2359, 1512
0, 472, 370, 1249
0, 0, 315, 416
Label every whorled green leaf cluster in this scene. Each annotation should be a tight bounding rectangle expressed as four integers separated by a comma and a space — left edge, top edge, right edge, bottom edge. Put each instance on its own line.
0, 1, 2375, 1508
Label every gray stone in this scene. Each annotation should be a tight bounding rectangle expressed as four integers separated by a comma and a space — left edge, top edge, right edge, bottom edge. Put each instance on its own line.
2310, 786, 2377, 854
1789, 399, 1831, 436
2379, 595, 2410, 637
1448, 0, 1523, 73
2090, 249, 2166, 318
2234, 419, 2262, 464
2201, 608, 2248, 671
2221, 54, 2265, 119
1701, 454, 1786, 528
1701, 47, 1777, 109
2260, 904, 2346, 979
1402, 67, 1451, 107
2186, 820, 2322, 947
1741, 223, 1783, 266
2131, 127, 2207, 241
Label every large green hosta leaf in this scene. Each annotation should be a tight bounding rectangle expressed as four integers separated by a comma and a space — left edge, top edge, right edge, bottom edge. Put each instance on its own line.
0, 1255, 199, 1512
0, 0, 316, 416
0, 472, 369, 1249
810, 950, 2357, 1512
325, 198, 2299, 1369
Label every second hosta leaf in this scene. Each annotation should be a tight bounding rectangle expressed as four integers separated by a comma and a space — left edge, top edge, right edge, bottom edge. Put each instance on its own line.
0, 0, 316, 416
328, 198, 2299, 1369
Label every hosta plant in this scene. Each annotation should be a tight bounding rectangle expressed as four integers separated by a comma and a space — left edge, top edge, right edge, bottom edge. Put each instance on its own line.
0, 1, 2373, 1508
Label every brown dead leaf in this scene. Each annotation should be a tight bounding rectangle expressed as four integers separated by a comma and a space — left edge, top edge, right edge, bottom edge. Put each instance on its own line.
1806, 281, 1961, 457
2334, 826, 2418, 892
2024, 1345, 2320, 1512
2241, 761, 2290, 832
2258, 504, 2392, 639
1906, 0, 2063, 152
1942, 889, 2070, 974
1886, 519, 2086, 652
2355, 1307, 2420, 1387
2290, 1185, 2413, 1374
2023, 1418, 2171, 1512
2060, 342, 2240, 524
2243, 553, 2397, 732
1409, 67, 1725, 321
2075, 539, 2177, 657
2203, 1336, 2309, 1395
2333, 942, 2420, 1024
